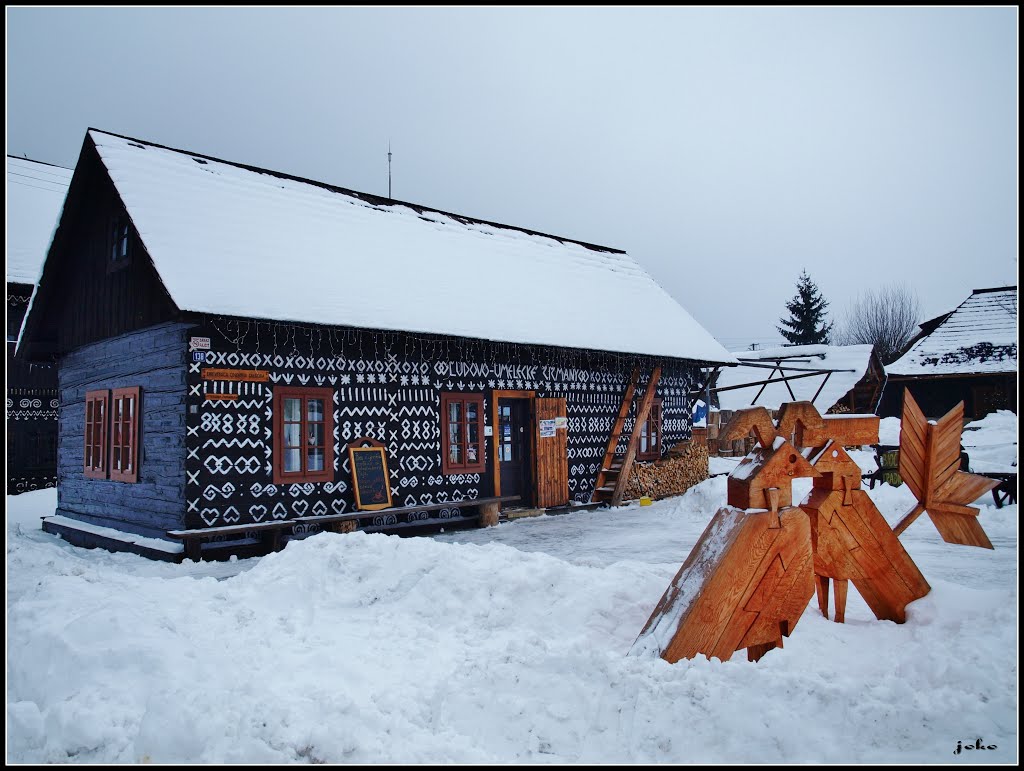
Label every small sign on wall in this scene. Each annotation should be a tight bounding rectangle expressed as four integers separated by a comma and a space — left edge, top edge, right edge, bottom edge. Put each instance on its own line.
554, 416, 568, 430
192, 350, 208, 363
201, 368, 270, 382
484, 425, 494, 437
189, 336, 211, 352
539, 418, 556, 438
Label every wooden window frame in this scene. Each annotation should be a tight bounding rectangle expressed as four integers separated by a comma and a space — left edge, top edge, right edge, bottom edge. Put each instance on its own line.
109, 387, 141, 483
107, 215, 132, 272
637, 398, 663, 461
84, 390, 109, 479
272, 386, 335, 485
441, 392, 486, 475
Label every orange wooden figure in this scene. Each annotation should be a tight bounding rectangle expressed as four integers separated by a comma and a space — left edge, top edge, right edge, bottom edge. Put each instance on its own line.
776, 401, 880, 448
893, 391, 998, 549
632, 435, 818, 663
802, 441, 930, 624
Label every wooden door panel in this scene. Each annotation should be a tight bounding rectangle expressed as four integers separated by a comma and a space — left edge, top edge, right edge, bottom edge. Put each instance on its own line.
535, 397, 568, 507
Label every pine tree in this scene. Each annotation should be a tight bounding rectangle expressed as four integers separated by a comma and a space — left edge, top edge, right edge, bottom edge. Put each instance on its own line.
777, 270, 833, 345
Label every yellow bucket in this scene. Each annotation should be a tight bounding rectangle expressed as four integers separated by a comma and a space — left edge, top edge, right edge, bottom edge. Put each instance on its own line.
639, 496, 653, 506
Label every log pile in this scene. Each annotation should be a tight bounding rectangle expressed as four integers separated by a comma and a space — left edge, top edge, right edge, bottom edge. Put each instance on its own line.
623, 440, 709, 501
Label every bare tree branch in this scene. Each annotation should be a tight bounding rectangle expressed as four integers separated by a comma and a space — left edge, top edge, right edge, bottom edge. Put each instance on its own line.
835, 283, 922, 364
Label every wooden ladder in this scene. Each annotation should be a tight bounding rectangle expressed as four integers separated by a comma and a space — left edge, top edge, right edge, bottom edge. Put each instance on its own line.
591, 366, 662, 506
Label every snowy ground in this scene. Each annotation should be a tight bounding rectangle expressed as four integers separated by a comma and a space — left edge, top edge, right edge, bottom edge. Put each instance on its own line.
7, 472, 1017, 764
963, 410, 1018, 475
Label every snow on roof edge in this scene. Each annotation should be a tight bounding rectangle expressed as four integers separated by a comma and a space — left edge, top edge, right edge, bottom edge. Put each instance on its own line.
87, 128, 738, 365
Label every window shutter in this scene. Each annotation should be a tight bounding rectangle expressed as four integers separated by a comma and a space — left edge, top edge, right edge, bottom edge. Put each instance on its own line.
109, 387, 141, 483
84, 390, 110, 479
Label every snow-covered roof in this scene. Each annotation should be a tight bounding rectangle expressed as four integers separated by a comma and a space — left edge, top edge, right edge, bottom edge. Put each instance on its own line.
86, 130, 735, 364
714, 344, 874, 412
886, 287, 1017, 377
6, 156, 73, 284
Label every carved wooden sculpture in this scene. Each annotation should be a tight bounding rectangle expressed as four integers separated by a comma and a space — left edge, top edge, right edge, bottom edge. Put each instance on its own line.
631, 433, 818, 663
802, 440, 930, 623
633, 400, 953, 666
893, 391, 998, 549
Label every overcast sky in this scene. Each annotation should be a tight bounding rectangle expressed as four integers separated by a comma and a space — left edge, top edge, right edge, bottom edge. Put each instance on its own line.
6, 7, 1018, 351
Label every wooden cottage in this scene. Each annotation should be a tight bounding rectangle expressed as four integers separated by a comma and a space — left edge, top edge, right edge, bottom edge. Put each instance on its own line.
879, 286, 1017, 419
17, 129, 736, 559
6, 156, 72, 494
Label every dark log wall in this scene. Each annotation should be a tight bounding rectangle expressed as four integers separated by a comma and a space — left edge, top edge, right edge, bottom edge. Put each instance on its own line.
186, 318, 700, 530
55, 322, 189, 537
7, 282, 58, 493
23, 142, 177, 360
879, 375, 1018, 420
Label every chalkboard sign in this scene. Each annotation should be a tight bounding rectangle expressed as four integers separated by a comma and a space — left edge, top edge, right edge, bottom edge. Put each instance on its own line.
348, 446, 393, 511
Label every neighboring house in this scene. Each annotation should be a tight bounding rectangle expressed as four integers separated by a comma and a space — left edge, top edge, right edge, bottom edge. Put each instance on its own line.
17, 128, 735, 558
880, 286, 1017, 420
711, 344, 881, 414
6, 156, 73, 494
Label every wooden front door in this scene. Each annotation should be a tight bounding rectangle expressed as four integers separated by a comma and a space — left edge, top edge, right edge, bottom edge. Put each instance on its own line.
497, 398, 532, 506
535, 397, 569, 508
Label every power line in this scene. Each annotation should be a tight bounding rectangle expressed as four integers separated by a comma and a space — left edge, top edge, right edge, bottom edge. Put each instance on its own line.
7, 171, 70, 187
6, 178, 69, 194
6, 162, 71, 180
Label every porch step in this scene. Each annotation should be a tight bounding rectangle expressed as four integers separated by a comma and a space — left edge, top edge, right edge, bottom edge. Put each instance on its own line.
503, 507, 546, 520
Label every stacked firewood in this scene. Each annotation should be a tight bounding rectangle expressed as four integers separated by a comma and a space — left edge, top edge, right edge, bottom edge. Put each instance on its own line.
623, 440, 710, 501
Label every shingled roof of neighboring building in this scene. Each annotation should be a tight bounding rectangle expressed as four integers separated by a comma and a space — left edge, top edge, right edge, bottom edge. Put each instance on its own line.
66, 129, 735, 364
886, 286, 1017, 377
6, 156, 73, 284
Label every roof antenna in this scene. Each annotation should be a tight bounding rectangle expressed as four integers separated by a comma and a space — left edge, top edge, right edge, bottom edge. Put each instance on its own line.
387, 141, 392, 201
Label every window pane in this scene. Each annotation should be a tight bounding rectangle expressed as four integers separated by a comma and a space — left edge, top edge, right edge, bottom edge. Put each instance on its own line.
640, 435, 648, 453
466, 444, 479, 464
466, 401, 477, 422
449, 443, 461, 464
284, 397, 301, 422
112, 447, 121, 471
448, 421, 463, 447
468, 422, 479, 444
284, 423, 301, 448
284, 448, 301, 472
448, 401, 462, 423
308, 422, 324, 447
307, 448, 325, 472
307, 398, 324, 422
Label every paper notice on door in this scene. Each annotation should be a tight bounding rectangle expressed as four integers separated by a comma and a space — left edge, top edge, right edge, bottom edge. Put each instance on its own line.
554, 416, 568, 430
539, 419, 556, 438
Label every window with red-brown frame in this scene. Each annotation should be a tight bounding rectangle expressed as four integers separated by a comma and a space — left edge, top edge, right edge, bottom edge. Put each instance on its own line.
83, 387, 141, 482
84, 390, 109, 479
441, 393, 485, 474
109, 387, 141, 483
272, 386, 334, 485
637, 398, 663, 461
